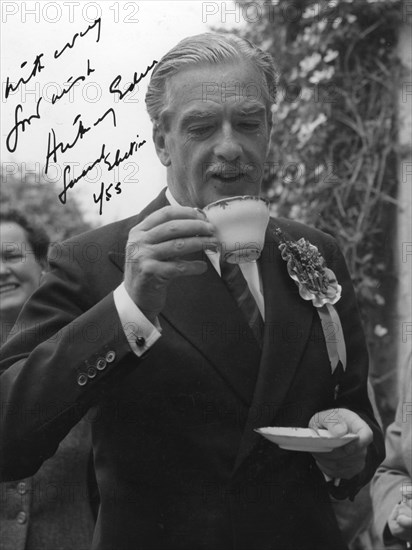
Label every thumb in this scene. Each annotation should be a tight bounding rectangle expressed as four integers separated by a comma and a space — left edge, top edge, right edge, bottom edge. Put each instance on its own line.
327, 417, 349, 437
309, 409, 349, 437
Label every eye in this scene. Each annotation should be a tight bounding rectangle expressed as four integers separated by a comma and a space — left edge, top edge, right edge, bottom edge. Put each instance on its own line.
4, 253, 24, 263
188, 125, 214, 137
239, 121, 261, 131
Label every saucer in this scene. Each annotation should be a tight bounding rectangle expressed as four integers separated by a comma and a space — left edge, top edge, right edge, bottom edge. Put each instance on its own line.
255, 427, 358, 453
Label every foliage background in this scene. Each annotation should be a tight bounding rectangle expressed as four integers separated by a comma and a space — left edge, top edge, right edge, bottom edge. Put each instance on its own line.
1, 172, 93, 241
231, 0, 402, 426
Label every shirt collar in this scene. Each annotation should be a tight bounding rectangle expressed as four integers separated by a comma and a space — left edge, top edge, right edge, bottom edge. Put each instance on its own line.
165, 188, 179, 206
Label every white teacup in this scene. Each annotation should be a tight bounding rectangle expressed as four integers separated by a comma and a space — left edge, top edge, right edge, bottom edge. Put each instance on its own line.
204, 196, 270, 263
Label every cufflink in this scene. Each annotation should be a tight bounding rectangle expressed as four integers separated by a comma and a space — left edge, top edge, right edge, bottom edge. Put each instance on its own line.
136, 336, 146, 347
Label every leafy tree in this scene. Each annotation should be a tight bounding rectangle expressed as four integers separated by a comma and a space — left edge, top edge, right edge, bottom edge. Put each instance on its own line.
1, 170, 94, 241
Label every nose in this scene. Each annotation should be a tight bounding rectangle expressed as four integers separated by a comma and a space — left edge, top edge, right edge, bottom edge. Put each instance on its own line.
0, 258, 11, 278
213, 123, 242, 162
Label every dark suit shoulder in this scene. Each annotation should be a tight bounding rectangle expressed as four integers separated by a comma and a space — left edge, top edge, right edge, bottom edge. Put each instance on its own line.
59, 214, 141, 250
48, 188, 169, 264
271, 217, 336, 245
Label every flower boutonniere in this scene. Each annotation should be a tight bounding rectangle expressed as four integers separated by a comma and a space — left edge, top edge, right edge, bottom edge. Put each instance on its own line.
275, 229, 342, 308
274, 228, 346, 373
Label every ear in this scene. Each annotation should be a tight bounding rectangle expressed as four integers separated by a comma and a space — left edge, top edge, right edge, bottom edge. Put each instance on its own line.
36, 260, 47, 283
152, 123, 171, 167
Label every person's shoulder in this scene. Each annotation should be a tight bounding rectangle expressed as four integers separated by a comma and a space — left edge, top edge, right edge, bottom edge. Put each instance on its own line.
269, 217, 337, 248
268, 217, 340, 267
53, 188, 169, 252
64, 214, 142, 249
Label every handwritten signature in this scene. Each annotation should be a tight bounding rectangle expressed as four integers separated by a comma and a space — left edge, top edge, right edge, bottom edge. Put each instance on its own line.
6, 97, 43, 154
59, 136, 146, 205
3, 17, 100, 100
45, 107, 117, 173
51, 59, 95, 105
4, 15, 157, 214
109, 59, 158, 101
4, 54, 45, 100
93, 181, 122, 216
54, 18, 101, 59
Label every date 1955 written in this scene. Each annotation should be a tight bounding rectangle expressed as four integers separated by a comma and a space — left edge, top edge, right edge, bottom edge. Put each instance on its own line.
93, 181, 122, 215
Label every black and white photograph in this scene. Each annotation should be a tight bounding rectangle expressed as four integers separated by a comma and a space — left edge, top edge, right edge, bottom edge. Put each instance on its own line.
0, 1, 411, 549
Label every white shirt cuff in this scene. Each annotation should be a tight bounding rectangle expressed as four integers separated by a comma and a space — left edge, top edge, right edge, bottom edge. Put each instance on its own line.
323, 473, 341, 486
113, 283, 161, 357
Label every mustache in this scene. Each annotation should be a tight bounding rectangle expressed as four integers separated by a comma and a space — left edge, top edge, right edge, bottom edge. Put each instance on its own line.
204, 163, 255, 178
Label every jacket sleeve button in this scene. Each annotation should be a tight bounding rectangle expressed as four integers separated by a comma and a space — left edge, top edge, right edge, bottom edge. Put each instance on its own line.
16, 511, 27, 524
105, 351, 116, 363
87, 366, 97, 379
17, 482, 27, 494
77, 373, 88, 386
96, 358, 107, 371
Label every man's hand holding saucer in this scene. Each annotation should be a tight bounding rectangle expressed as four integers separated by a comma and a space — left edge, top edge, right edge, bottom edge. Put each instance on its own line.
309, 408, 373, 480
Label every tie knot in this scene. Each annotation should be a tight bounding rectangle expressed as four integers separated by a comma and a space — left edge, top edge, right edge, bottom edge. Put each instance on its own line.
220, 258, 240, 277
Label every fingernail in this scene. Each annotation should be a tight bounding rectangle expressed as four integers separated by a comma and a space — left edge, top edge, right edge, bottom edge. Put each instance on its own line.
194, 207, 207, 219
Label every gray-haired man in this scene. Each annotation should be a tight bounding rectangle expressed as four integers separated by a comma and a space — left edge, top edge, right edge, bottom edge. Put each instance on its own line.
1, 33, 384, 550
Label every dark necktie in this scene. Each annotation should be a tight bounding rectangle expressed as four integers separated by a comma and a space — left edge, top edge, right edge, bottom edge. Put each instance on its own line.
220, 260, 264, 348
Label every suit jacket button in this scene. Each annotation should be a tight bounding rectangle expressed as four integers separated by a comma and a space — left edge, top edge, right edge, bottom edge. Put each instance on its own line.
77, 373, 88, 386
87, 366, 97, 379
105, 351, 116, 363
96, 358, 107, 371
17, 482, 27, 494
16, 511, 27, 524
136, 336, 145, 347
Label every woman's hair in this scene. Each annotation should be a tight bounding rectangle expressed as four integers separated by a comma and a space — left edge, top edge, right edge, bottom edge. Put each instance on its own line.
1, 209, 50, 264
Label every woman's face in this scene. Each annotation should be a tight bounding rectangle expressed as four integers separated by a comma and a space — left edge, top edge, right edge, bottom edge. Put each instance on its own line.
0, 222, 44, 322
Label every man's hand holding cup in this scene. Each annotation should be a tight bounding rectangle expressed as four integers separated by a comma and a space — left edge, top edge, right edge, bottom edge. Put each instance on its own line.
124, 206, 218, 323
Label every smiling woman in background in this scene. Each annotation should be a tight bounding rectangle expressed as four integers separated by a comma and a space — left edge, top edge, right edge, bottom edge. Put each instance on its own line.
0, 210, 96, 550
0, 211, 49, 341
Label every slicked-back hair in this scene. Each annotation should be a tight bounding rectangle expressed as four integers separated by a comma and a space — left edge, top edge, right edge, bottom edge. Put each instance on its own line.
145, 33, 278, 125
1, 210, 50, 264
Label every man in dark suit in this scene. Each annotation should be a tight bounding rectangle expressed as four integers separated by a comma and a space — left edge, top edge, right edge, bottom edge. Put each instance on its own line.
0, 33, 384, 550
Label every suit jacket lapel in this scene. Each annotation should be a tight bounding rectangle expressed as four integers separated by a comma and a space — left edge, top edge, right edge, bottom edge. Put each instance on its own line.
161, 254, 262, 406
109, 248, 262, 405
233, 219, 316, 472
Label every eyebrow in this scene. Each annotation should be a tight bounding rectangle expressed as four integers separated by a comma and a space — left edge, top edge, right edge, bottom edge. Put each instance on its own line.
236, 106, 267, 117
180, 110, 217, 126
180, 105, 267, 126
